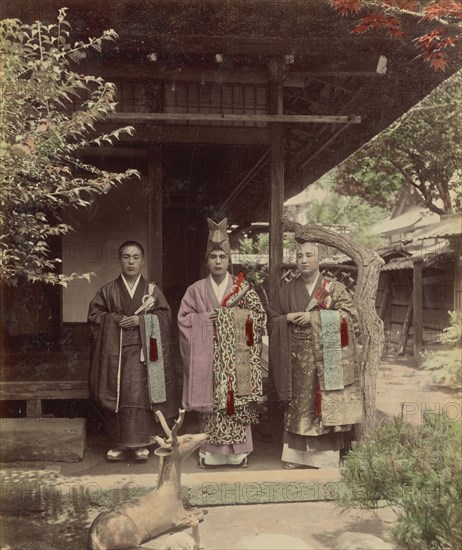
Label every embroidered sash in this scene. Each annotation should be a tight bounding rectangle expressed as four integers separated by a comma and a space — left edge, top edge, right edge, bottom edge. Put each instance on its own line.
144, 314, 167, 403
319, 310, 344, 391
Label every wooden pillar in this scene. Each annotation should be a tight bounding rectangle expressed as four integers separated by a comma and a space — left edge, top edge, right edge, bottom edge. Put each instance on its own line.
397, 297, 413, 356
148, 145, 163, 286
454, 237, 462, 311
413, 258, 423, 357
26, 399, 43, 418
379, 272, 392, 355
269, 59, 285, 301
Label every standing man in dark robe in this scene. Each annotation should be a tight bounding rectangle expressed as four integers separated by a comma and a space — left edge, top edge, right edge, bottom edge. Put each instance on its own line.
88, 241, 179, 462
268, 241, 363, 469
178, 219, 265, 468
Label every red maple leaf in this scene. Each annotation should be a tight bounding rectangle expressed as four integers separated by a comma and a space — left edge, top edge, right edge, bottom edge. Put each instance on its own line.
439, 35, 460, 48
331, 0, 363, 16
384, 15, 405, 37
422, 0, 462, 20
416, 28, 445, 46
352, 23, 371, 34
352, 12, 405, 37
363, 13, 388, 28
388, 26, 406, 37
430, 56, 449, 70
333, 0, 461, 71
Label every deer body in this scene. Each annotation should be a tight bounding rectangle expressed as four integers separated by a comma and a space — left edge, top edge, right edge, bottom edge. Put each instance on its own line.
88, 411, 207, 550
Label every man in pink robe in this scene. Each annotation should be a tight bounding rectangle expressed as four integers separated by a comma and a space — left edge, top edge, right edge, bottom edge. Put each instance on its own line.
178, 219, 265, 467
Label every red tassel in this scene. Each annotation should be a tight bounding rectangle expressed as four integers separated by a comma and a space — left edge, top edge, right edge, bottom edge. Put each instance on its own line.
340, 318, 349, 347
315, 381, 322, 417
226, 378, 235, 416
245, 315, 254, 346
149, 336, 158, 361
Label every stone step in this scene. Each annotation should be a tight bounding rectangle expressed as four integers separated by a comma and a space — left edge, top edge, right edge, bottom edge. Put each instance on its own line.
0, 468, 340, 513
0, 418, 86, 462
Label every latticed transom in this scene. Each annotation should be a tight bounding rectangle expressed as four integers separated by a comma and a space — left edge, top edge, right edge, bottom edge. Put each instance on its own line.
280, 263, 357, 294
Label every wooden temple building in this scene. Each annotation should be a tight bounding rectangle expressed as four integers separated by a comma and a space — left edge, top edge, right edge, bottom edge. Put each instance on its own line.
1, 0, 461, 437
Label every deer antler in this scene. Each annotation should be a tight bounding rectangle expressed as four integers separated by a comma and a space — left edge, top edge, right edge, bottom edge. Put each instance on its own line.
156, 410, 172, 438
155, 409, 186, 446
170, 409, 185, 445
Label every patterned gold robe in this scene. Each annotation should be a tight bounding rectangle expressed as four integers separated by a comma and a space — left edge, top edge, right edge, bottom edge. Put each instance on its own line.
268, 274, 362, 466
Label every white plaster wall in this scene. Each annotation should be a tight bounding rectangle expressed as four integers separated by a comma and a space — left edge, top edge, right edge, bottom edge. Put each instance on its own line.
61, 179, 150, 322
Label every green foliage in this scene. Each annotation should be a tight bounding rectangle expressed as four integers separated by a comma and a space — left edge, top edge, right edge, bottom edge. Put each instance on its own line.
421, 311, 462, 389
339, 413, 462, 549
336, 70, 462, 215
440, 311, 462, 347
0, 9, 140, 285
421, 348, 462, 389
304, 178, 387, 248
240, 233, 270, 255
239, 232, 299, 256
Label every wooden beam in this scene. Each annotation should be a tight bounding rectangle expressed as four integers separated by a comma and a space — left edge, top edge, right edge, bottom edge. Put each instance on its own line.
78, 147, 147, 159
413, 258, 423, 357
286, 127, 316, 144
82, 61, 269, 85
294, 122, 353, 171
269, 64, 285, 302
287, 82, 370, 190
148, 146, 163, 287
82, 60, 383, 86
218, 151, 269, 216
108, 112, 361, 124
306, 76, 357, 95
0, 381, 88, 400
285, 71, 381, 88
74, 32, 408, 57
95, 124, 269, 145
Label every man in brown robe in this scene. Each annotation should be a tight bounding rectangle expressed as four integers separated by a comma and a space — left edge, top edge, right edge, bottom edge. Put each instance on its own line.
88, 241, 178, 462
268, 241, 363, 469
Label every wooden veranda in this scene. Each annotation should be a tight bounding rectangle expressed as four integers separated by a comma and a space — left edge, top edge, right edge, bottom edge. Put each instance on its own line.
1, 0, 461, 424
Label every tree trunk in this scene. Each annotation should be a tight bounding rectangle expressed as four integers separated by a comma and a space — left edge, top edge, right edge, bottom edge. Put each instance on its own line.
282, 218, 384, 439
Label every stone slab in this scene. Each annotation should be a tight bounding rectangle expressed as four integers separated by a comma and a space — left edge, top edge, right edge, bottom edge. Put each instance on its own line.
236, 534, 314, 549
0, 418, 86, 462
337, 532, 394, 549
0, 469, 63, 513
0, 468, 341, 515
187, 468, 340, 506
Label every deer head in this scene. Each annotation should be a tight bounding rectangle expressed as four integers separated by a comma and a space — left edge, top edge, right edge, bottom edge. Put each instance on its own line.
153, 409, 208, 461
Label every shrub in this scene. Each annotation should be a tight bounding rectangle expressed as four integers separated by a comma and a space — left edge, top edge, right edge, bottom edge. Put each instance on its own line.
338, 413, 462, 549
422, 312, 462, 389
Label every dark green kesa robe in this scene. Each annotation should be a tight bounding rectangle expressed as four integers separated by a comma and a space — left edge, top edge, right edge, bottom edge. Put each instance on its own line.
88, 276, 179, 447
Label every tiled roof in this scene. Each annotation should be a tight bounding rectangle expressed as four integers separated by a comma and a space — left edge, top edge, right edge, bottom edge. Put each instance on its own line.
410, 214, 461, 240
381, 242, 452, 271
